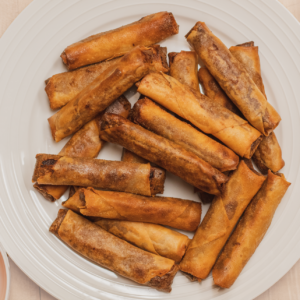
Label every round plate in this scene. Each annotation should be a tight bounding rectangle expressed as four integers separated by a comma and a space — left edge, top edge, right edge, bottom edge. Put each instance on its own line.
0, 0, 300, 299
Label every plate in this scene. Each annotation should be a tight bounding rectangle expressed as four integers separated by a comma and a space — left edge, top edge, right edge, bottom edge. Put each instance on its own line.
0, 0, 300, 299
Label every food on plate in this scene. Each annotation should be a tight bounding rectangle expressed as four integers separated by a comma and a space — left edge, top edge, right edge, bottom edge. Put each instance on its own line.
121, 148, 148, 164
100, 113, 229, 195
137, 72, 262, 158
63, 187, 201, 231
46, 45, 168, 110
168, 51, 201, 96
34, 96, 130, 201
50, 209, 178, 292
186, 22, 281, 135
95, 219, 190, 262
179, 161, 265, 281
32, 154, 165, 196
229, 42, 285, 173
61, 12, 178, 70
48, 46, 154, 142
131, 97, 239, 172
198, 67, 240, 114
213, 170, 291, 288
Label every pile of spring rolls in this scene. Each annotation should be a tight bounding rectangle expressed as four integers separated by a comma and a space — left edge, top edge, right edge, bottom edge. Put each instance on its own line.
31, 12, 291, 292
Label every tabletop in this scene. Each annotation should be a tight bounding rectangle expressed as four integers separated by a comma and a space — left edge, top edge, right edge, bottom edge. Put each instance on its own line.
1, 0, 300, 299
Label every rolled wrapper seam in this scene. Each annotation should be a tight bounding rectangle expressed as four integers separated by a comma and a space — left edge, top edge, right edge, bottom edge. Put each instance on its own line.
61, 12, 179, 70
179, 160, 265, 280
137, 72, 262, 158
50, 209, 178, 292
185, 21, 281, 135
63, 187, 202, 232
100, 113, 229, 195
213, 170, 291, 288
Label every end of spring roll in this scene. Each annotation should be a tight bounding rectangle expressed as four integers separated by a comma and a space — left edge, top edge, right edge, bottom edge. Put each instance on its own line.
50, 209, 178, 292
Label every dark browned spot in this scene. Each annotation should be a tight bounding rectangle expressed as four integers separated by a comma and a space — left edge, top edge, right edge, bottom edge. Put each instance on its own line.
42, 159, 57, 166
225, 201, 238, 220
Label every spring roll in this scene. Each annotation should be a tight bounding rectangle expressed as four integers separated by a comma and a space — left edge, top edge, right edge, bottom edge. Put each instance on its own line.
34, 96, 131, 201
32, 154, 165, 196
61, 12, 178, 70
46, 45, 168, 110
100, 114, 228, 195
95, 219, 190, 263
168, 51, 201, 96
137, 72, 262, 158
50, 209, 178, 292
49, 46, 154, 142
229, 42, 285, 173
213, 171, 291, 288
63, 187, 202, 232
122, 148, 148, 164
132, 98, 239, 172
198, 67, 240, 114
185, 22, 281, 135
179, 161, 265, 281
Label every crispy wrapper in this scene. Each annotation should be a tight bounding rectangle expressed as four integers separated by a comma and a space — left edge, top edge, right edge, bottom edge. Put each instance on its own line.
229, 43, 285, 173
132, 98, 239, 172
100, 114, 229, 195
34, 96, 131, 202
185, 22, 281, 135
198, 67, 240, 115
168, 51, 201, 96
213, 171, 291, 288
179, 161, 265, 280
47, 45, 168, 110
137, 72, 262, 158
61, 12, 178, 70
63, 187, 201, 232
32, 154, 164, 196
50, 209, 178, 292
49, 46, 153, 142
95, 219, 190, 263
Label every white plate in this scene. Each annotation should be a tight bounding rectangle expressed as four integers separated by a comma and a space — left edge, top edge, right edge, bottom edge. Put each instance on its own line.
0, 0, 300, 299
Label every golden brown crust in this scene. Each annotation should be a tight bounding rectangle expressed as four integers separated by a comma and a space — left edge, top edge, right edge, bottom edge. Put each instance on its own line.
213, 171, 291, 288
61, 12, 178, 70
186, 22, 281, 135
48, 46, 153, 142
63, 188, 202, 232
137, 72, 262, 158
50, 210, 178, 291
229, 43, 285, 173
32, 154, 164, 196
168, 51, 201, 96
49, 209, 68, 237
131, 98, 239, 172
95, 219, 190, 262
198, 67, 240, 115
34, 96, 131, 202
121, 148, 149, 164
100, 114, 229, 195
179, 161, 266, 280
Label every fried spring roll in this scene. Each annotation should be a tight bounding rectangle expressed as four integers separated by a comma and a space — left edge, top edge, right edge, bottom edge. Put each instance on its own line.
132, 98, 239, 172
61, 12, 178, 70
168, 51, 201, 96
137, 72, 262, 158
95, 219, 190, 263
213, 171, 291, 288
198, 67, 240, 114
179, 161, 265, 280
34, 96, 131, 202
63, 188, 202, 232
186, 22, 281, 135
32, 154, 164, 196
47, 45, 168, 110
100, 114, 228, 195
49, 46, 153, 142
229, 43, 285, 173
50, 209, 178, 292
